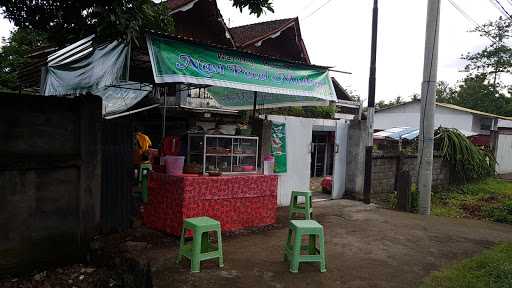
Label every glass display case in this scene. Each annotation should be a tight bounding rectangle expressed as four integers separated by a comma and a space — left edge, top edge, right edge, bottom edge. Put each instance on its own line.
187, 134, 259, 174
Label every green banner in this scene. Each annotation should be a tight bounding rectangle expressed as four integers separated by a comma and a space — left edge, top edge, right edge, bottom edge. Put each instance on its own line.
207, 86, 328, 110
271, 122, 287, 173
147, 35, 336, 100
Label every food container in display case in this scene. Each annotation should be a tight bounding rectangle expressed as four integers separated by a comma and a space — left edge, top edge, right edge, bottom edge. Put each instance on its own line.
187, 134, 259, 174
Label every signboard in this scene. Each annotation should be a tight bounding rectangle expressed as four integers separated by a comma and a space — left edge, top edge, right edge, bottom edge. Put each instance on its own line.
146, 35, 336, 100
271, 122, 287, 173
206, 86, 327, 110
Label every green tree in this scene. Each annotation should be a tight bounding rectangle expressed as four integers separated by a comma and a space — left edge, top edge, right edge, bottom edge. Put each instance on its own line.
0, 0, 274, 47
0, 0, 274, 91
376, 96, 406, 110
463, 17, 512, 91
436, 80, 457, 103
0, 1, 174, 47
232, 0, 274, 17
0, 28, 47, 91
435, 17, 512, 117
436, 75, 512, 117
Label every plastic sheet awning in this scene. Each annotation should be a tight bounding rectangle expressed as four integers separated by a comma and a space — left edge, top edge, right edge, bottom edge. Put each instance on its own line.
374, 127, 478, 141
41, 38, 152, 116
146, 34, 336, 108
374, 127, 419, 141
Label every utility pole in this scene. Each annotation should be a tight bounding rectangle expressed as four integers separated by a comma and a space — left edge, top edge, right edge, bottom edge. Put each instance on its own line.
418, 0, 441, 215
363, 0, 378, 204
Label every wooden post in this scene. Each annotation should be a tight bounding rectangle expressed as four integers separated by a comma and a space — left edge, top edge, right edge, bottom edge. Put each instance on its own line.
396, 170, 412, 212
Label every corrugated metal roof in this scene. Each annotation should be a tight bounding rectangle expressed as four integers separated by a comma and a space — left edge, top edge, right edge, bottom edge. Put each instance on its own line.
374, 127, 418, 140
436, 102, 512, 121
376, 100, 512, 121
374, 126, 477, 141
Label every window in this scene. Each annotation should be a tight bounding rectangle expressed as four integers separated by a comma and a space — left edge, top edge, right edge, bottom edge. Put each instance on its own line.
480, 118, 493, 131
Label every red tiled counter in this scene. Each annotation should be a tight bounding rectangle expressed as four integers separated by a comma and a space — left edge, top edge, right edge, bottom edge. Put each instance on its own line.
143, 173, 278, 236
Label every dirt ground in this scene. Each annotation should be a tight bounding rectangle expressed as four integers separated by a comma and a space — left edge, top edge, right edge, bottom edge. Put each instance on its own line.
127, 200, 512, 288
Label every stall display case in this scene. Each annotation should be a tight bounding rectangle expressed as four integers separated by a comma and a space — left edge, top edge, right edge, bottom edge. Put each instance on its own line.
187, 134, 258, 174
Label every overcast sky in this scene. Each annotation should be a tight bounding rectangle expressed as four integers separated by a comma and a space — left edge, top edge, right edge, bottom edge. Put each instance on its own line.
0, 1, 509, 102
217, 0, 510, 103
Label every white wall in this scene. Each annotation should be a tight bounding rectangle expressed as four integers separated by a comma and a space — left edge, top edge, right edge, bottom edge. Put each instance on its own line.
374, 102, 421, 130
332, 120, 349, 199
496, 133, 512, 174
435, 106, 474, 132
498, 119, 512, 128
266, 115, 313, 206
374, 102, 474, 132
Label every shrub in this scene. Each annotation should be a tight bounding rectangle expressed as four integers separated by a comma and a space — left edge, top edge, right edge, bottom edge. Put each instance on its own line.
482, 200, 512, 224
435, 128, 496, 183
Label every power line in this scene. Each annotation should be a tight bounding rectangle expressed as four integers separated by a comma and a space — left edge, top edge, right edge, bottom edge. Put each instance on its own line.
490, 0, 512, 19
302, 0, 335, 20
496, 0, 512, 18
298, 0, 317, 14
447, 0, 480, 26
447, 0, 498, 43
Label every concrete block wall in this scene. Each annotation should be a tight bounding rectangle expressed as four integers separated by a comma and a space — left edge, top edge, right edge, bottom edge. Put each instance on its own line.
371, 155, 450, 196
0, 92, 102, 276
345, 120, 367, 199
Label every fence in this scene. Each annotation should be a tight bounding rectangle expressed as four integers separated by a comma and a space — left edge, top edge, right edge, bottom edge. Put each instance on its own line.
0, 92, 102, 276
371, 154, 450, 197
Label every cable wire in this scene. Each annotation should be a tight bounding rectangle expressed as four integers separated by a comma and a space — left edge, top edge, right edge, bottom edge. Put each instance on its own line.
490, 0, 512, 19
302, 0, 335, 20
447, 0, 498, 44
496, 0, 512, 18
298, 0, 317, 14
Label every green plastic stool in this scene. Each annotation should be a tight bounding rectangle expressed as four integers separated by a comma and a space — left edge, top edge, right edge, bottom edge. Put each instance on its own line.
176, 217, 224, 273
284, 220, 326, 273
139, 163, 152, 203
289, 191, 313, 220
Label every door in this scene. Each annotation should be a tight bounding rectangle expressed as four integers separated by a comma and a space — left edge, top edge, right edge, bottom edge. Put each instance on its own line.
332, 120, 348, 199
101, 118, 133, 231
496, 133, 512, 174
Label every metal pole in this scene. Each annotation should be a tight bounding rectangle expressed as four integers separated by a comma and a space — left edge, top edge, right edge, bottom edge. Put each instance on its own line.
162, 87, 167, 140
418, 0, 441, 215
252, 91, 258, 120
363, 0, 378, 204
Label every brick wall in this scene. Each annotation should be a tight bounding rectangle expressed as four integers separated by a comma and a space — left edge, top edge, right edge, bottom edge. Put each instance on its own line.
371, 154, 450, 196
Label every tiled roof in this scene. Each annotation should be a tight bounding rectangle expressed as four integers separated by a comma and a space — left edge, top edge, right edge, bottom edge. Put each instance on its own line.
147, 31, 330, 69
229, 18, 296, 46
331, 77, 352, 101
167, 0, 197, 11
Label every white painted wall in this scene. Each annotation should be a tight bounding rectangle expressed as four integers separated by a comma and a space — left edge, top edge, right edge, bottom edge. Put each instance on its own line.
332, 120, 349, 199
496, 134, 512, 174
266, 115, 313, 206
265, 115, 343, 206
498, 119, 512, 128
374, 102, 421, 130
374, 102, 475, 133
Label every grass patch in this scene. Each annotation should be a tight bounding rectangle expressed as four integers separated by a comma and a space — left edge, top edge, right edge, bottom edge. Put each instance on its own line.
421, 243, 512, 288
430, 178, 512, 224
386, 178, 512, 224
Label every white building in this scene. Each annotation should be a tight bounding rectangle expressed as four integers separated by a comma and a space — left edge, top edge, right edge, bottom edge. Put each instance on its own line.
374, 100, 512, 174
374, 100, 512, 136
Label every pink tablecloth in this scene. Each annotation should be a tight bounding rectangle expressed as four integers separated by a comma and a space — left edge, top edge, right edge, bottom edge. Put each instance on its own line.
143, 173, 278, 236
